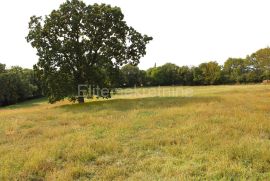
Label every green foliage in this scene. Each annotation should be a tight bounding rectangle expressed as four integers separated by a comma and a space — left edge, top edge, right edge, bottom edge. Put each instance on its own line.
146, 67, 160, 86
191, 66, 203, 85
0, 65, 42, 106
124, 63, 221, 87
145, 63, 182, 86
0, 63, 6, 74
120, 64, 141, 87
26, 0, 152, 103
119, 47, 270, 87
248, 48, 270, 81
156, 63, 179, 85
198, 61, 222, 85
178, 66, 194, 85
223, 58, 247, 83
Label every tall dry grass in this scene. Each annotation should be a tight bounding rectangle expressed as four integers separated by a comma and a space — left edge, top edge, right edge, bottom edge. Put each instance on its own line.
0, 85, 270, 180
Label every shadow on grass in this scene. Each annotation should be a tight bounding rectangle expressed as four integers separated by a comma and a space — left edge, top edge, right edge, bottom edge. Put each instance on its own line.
59, 96, 220, 113
0, 97, 47, 110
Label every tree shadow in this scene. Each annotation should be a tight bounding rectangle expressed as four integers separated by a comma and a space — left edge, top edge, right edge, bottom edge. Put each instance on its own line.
59, 96, 220, 113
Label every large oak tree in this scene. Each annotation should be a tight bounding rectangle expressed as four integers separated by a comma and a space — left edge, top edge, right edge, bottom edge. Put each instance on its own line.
27, 0, 152, 103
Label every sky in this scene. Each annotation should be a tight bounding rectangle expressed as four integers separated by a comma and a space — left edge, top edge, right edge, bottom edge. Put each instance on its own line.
1, 0, 270, 70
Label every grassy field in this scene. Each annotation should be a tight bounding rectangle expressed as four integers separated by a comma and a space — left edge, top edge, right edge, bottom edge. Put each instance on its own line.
1, 85, 270, 180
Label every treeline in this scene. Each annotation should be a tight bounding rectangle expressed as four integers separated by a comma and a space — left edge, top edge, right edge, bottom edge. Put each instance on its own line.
0, 63, 42, 106
120, 47, 270, 87
1, 47, 270, 106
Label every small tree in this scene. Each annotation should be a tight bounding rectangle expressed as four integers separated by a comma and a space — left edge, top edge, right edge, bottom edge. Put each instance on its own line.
26, 0, 152, 103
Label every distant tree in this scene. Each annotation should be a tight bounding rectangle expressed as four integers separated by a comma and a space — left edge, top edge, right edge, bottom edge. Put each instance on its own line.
26, 0, 152, 103
0, 67, 36, 105
146, 67, 160, 86
0, 66, 42, 106
178, 66, 193, 85
223, 58, 247, 83
198, 61, 221, 85
0, 72, 21, 105
145, 63, 178, 86
120, 65, 147, 87
120, 64, 141, 87
139, 70, 147, 86
244, 55, 260, 82
0, 63, 5, 74
248, 48, 270, 81
157, 63, 179, 85
191, 66, 203, 85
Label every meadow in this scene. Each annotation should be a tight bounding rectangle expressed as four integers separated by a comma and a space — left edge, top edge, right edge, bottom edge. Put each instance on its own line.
0, 85, 270, 180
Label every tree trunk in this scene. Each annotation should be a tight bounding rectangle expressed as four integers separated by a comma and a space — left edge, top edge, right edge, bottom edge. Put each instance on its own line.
78, 97, 85, 104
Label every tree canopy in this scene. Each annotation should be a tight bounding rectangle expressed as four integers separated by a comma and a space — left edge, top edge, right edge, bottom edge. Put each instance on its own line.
26, 0, 152, 103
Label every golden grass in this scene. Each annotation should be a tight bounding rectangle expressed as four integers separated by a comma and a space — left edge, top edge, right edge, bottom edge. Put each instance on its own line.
0, 85, 270, 180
